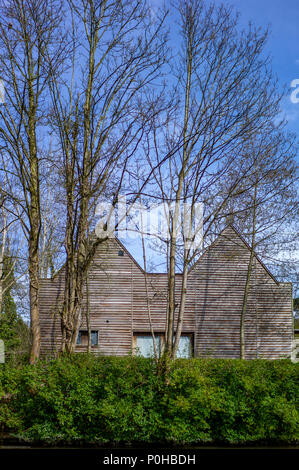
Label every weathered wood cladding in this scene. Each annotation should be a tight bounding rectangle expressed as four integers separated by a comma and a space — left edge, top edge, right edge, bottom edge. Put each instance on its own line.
39, 226, 293, 359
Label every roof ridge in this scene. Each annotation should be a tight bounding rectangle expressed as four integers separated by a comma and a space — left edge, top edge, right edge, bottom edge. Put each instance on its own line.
40, 225, 280, 285
190, 224, 279, 285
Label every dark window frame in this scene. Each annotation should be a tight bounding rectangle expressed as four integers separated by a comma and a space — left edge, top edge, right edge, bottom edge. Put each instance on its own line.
76, 330, 99, 347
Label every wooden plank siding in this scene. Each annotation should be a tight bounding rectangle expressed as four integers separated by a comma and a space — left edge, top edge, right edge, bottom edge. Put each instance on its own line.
39, 226, 293, 359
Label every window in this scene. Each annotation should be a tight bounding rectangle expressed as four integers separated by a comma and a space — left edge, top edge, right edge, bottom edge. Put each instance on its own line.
76, 330, 98, 347
176, 335, 192, 358
134, 334, 162, 358
133, 333, 193, 358
91, 331, 98, 346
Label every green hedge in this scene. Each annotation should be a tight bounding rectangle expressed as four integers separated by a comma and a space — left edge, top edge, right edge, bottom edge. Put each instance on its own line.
0, 355, 298, 445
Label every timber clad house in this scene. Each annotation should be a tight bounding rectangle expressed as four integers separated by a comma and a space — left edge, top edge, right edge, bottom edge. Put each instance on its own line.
39, 226, 294, 359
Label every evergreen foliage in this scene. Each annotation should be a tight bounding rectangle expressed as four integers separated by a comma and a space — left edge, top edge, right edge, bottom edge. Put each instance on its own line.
0, 355, 297, 445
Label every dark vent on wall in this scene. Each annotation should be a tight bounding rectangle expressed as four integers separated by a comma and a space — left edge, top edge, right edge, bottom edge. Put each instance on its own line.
118, 250, 124, 256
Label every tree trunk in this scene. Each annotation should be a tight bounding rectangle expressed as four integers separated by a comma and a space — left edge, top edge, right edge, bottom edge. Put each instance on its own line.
86, 271, 91, 353
28, 194, 41, 363
28, 130, 41, 364
0, 208, 6, 313
240, 184, 257, 359
29, 249, 40, 363
141, 217, 158, 362
172, 258, 188, 359
164, 20, 192, 358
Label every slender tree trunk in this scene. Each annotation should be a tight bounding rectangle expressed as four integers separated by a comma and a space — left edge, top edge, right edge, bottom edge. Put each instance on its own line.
172, 257, 188, 359
86, 271, 91, 353
240, 184, 257, 359
29, 245, 40, 363
165, 229, 177, 354
28, 127, 41, 364
0, 207, 7, 313
28, 192, 41, 363
140, 215, 158, 362
165, 18, 192, 358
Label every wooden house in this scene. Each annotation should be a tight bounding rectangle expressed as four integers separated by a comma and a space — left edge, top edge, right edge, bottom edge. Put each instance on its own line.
39, 226, 293, 359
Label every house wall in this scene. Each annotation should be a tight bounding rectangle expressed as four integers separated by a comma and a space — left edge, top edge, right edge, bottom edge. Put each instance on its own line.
39, 227, 293, 359
191, 226, 293, 359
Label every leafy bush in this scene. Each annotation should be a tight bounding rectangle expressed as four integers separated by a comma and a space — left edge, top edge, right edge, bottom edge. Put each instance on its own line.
0, 355, 298, 444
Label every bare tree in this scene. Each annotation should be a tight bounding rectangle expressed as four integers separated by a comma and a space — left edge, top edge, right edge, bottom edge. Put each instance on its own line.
214, 130, 298, 358
47, 0, 168, 352
140, 0, 286, 361
39, 156, 64, 278
0, 0, 66, 362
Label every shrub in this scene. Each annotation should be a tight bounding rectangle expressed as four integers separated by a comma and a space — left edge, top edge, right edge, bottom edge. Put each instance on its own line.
0, 355, 297, 444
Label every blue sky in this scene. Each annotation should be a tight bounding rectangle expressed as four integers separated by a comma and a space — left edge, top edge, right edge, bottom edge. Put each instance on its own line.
150, 0, 299, 147
213, 0, 299, 137
122, 1, 299, 270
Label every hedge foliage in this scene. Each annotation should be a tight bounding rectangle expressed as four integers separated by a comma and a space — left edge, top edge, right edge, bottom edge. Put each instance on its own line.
0, 355, 298, 445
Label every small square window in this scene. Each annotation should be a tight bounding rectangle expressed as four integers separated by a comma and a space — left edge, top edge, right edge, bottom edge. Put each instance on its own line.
76, 330, 98, 347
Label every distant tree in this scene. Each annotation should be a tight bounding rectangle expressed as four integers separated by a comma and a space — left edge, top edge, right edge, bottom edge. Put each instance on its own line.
0, 254, 30, 358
